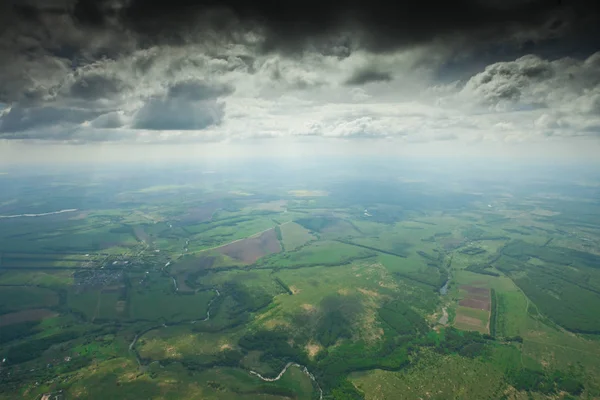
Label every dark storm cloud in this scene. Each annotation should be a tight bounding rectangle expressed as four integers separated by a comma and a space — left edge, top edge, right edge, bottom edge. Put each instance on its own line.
132, 79, 232, 130
166, 80, 234, 102
116, 0, 598, 53
4, 1, 598, 57
345, 68, 392, 86
132, 99, 226, 131
0, 1, 597, 102
69, 72, 129, 100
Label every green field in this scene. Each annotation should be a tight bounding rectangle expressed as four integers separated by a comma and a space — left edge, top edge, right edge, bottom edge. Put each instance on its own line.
279, 222, 315, 251
258, 240, 375, 269
129, 290, 215, 322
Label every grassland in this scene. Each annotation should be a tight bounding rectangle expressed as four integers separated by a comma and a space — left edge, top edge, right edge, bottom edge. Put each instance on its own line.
129, 290, 215, 322
137, 326, 244, 361
258, 240, 375, 270
280, 222, 315, 251
351, 350, 508, 400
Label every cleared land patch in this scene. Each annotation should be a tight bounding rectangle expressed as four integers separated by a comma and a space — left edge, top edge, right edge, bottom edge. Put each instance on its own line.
461, 285, 490, 296
459, 297, 490, 311
215, 228, 281, 264
454, 306, 489, 334
453, 285, 491, 334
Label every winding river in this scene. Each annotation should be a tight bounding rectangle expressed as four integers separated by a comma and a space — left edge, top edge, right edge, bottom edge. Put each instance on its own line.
0, 209, 78, 219
250, 362, 323, 399
128, 287, 322, 398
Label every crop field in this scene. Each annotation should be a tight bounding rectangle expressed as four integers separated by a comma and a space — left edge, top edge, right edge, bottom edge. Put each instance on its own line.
215, 228, 281, 264
454, 306, 489, 334
2, 164, 600, 400
0, 309, 57, 327
458, 285, 491, 311
279, 222, 314, 250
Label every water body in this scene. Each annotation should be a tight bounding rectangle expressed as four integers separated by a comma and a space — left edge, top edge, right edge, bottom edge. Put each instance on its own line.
250, 362, 323, 400
0, 209, 78, 219
200, 289, 220, 322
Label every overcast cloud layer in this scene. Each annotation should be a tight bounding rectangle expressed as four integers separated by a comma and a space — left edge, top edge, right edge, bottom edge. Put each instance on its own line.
0, 0, 599, 152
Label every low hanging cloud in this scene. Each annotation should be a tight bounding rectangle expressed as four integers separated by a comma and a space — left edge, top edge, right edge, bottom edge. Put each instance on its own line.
345, 67, 392, 86
455, 51, 600, 137
461, 52, 600, 111
132, 80, 233, 130
0, 104, 104, 133
89, 111, 126, 129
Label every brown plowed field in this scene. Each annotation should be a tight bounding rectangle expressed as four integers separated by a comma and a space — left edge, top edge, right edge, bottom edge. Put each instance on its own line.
454, 285, 491, 334
455, 314, 482, 327
216, 228, 281, 264
0, 308, 57, 326
461, 285, 489, 296
459, 297, 490, 310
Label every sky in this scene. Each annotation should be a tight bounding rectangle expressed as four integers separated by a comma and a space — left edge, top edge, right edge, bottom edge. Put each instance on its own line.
0, 0, 599, 164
